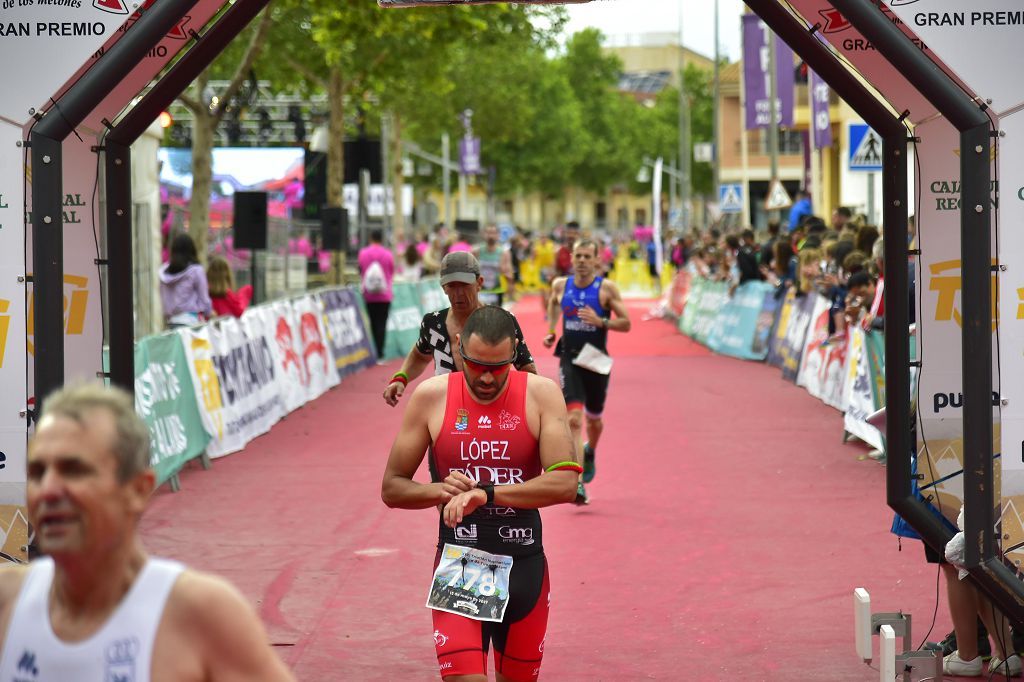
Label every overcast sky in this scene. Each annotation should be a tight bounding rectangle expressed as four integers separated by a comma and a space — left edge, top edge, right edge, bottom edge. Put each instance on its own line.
563, 0, 746, 61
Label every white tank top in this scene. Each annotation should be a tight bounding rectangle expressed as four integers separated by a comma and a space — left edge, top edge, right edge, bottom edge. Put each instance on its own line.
0, 556, 184, 682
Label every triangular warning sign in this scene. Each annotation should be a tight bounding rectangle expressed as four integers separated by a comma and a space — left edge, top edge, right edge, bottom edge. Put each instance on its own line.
94, 0, 130, 14
851, 129, 882, 168
764, 180, 792, 211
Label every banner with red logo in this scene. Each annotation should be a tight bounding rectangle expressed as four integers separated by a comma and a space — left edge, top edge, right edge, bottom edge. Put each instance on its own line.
262, 297, 338, 413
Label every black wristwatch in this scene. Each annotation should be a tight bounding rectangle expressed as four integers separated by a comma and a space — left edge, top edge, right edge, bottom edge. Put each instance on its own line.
479, 484, 495, 505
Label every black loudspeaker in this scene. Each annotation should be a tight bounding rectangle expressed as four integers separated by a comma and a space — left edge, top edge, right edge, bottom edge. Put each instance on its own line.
233, 191, 268, 250
303, 150, 327, 220
455, 219, 480, 235
321, 207, 348, 251
344, 138, 382, 184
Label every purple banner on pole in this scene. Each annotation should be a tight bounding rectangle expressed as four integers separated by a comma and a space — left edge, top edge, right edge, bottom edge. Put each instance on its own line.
810, 68, 833, 149
742, 14, 794, 130
459, 136, 481, 175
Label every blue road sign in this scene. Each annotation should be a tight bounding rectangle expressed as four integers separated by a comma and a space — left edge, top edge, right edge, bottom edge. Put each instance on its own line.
719, 183, 744, 214
848, 123, 883, 172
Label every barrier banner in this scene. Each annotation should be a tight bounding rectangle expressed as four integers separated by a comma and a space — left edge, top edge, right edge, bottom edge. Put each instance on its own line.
751, 287, 783, 360
417, 279, 447, 315
678, 276, 706, 338
668, 272, 691, 319
319, 287, 376, 378
384, 282, 424, 360
255, 303, 306, 413
766, 288, 796, 369
691, 279, 730, 346
134, 333, 210, 486
706, 281, 775, 360
797, 296, 849, 409
180, 317, 284, 459
778, 292, 816, 382
289, 294, 339, 402
842, 328, 884, 451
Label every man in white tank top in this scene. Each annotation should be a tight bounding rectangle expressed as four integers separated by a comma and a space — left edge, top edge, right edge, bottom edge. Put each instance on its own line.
0, 383, 295, 682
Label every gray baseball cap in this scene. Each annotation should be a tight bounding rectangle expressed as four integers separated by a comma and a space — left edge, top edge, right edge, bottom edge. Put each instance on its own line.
439, 251, 481, 286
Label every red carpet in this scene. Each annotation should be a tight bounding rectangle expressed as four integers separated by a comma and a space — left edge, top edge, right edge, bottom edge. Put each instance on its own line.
141, 294, 951, 680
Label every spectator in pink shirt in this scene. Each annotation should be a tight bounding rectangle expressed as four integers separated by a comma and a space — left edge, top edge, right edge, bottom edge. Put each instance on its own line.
358, 229, 395, 360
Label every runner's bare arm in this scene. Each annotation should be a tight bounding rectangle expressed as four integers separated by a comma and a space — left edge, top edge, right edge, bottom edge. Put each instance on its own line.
543, 279, 566, 347
383, 346, 433, 406
442, 377, 576, 526
602, 280, 632, 332
382, 379, 461, 509
174, 571, 296, 682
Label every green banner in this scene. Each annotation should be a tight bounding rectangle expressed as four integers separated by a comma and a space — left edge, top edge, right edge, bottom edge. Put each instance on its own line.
134, 333, 211, 486
678, 277, 706, 337
864, 330, 886, 409
383, 282, 425, 359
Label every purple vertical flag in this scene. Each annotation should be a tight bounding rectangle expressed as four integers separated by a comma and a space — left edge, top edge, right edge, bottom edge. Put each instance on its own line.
810, 68, 833, 148
742, 14, 795, 130
459, 136, 481, 175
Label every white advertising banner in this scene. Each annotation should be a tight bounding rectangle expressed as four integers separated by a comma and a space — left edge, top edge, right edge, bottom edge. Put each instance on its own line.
180, 317, 285, 459
914, 116, 998, 520
260, 298, 339, 413
797, 297, 849, 411
885, 0, 1024, 114
998, 107, 1024, 562
0, 3, 136, 122
997, 110, 1024, 473
842, 328, 884, 452
288, 294, 339, 402
0, 124, 26, 512
27, 0, 224, 389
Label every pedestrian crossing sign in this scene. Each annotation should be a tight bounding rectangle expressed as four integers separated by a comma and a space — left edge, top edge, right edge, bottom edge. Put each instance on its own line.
764, 180, 792, 211
848, 123, 883, 171
718, 184, 743, 214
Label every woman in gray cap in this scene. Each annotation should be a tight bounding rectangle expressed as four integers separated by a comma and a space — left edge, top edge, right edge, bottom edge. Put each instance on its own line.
383, 251, 537, 407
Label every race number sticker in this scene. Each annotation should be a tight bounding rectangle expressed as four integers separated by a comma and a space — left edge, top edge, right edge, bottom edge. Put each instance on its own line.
427, 544, 513, 622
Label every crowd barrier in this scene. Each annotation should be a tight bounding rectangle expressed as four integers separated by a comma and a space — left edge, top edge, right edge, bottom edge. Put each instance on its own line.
671, 274, 886, 451
134, 286, 380, 488
134, 278, 459, 489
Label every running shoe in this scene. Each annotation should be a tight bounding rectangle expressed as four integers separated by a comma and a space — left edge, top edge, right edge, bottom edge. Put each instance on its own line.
574, 481, 589, 505
989, 655, 1023, 677
944, 651, 983, 677
582, 443, 596, 483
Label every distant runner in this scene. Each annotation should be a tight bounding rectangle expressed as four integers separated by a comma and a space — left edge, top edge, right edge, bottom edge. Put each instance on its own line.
382, 306, 578, 681
544, 238, 631, 504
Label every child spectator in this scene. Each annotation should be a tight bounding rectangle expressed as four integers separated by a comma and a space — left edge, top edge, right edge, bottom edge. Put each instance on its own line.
206, 255, 252, 319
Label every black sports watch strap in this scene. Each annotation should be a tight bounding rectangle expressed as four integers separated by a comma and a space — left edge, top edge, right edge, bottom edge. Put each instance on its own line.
480, 484, 495, 505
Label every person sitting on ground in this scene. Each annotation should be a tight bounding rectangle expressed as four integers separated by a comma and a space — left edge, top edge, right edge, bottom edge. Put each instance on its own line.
0, 382, 296, 681
160, 233, 212, 329
206, 255, 252, 319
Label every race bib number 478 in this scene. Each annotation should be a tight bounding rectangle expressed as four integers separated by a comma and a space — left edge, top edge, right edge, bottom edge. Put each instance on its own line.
426, 544, 513, 623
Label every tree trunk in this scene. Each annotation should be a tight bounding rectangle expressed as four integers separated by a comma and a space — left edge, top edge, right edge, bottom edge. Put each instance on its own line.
390, 112, 406, 242
188, 75, 214, 264
327, 68, 346, 207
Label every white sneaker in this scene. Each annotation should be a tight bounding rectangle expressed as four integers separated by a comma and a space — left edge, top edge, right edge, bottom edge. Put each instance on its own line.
989, 654, 1023, 677
944, 650, 983, 676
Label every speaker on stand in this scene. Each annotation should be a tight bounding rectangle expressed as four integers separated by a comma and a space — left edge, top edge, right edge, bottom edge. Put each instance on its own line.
321, 207, 349, 286
233, 191, 268, 304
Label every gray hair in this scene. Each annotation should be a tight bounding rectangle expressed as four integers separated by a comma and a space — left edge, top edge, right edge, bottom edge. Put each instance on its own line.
40, 382, 151, 482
